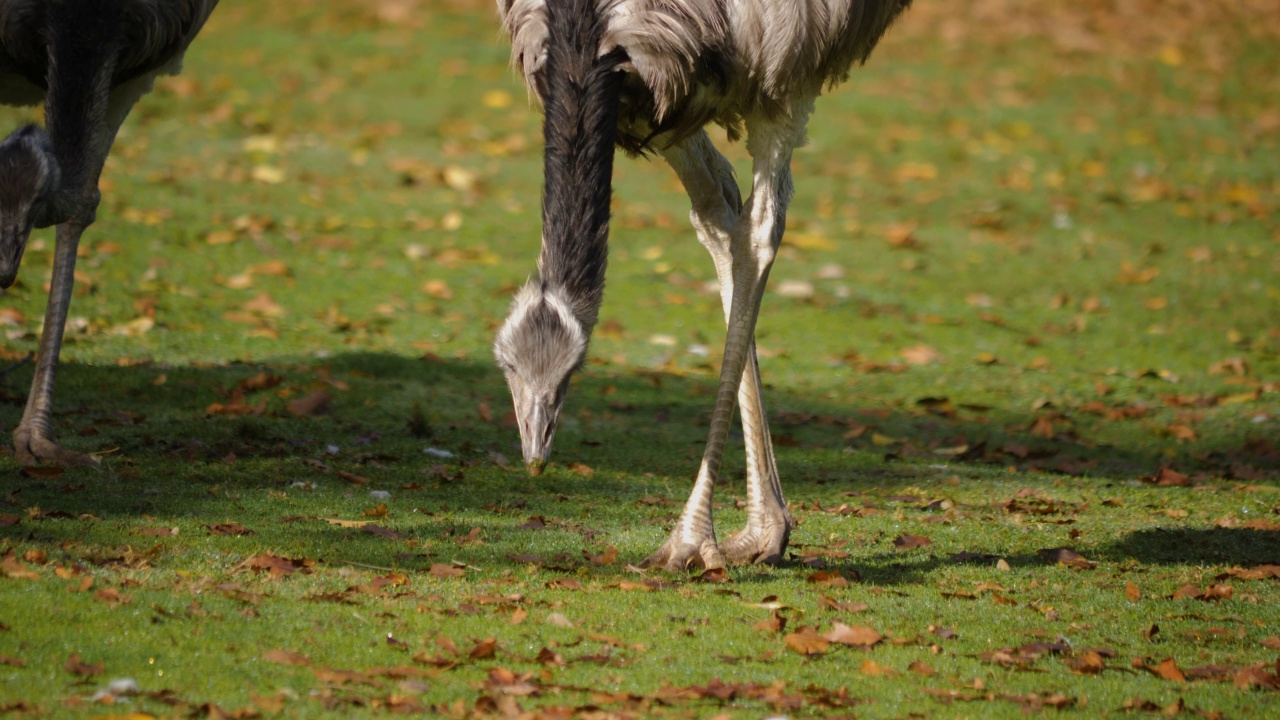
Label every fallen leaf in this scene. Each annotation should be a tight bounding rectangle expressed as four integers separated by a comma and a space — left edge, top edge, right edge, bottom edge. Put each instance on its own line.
287, 391, 332, 417
859, 659, 897, 676
1125, 581, 1141, 601
208, 523, 253, 536
1065, 650, 1106, 675
823, 622, 882, 648
429, 563, 465, 579
64, 652, 103, 676
900, 344, 942, 366
893, 533, 932, 550
783, 626, 829, 656
1038, 547, 1097, 570
1133, 657, 1185, 682
469, 637, 498, 660
754, 611, 786, 634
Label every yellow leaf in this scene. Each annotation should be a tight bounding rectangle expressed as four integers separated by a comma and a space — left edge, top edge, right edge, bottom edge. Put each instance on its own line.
222, 273, 253, 289
900, 344, 942, 365
441, 166, 479, 192
1157, 45, 1183, 66
243, 293, 285, 317
250, 260, 290, 277
108, 317, 154, 337
893, 162, 937, 182
422, 280, 453, 299
205, 230, 237, 246
251, 165, 285, 184
242, 135, 280, 154
482, 89, 513, 109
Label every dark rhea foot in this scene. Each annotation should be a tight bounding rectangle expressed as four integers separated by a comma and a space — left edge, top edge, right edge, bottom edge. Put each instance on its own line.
13, 425, 100, 468
640, 533, 727, 573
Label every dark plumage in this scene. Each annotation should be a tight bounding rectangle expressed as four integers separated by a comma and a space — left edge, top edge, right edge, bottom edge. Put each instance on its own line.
495, 0, 624, 473
1, 0, 218, 466
496, 0, 911, 570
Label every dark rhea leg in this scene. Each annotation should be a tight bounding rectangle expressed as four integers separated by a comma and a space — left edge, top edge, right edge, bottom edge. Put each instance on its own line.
12, 76, 147, 467
13, 215, 98, 467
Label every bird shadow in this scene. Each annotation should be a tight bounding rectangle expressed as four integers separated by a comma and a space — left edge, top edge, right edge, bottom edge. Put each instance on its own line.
1, 351, 1276, 578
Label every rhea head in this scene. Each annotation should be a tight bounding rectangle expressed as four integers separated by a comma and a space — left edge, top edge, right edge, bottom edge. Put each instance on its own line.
494, 280, 590, 475
0, 125, 61, 289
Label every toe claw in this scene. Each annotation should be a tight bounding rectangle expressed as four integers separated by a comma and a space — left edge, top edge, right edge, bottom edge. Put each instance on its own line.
13, 427, 100, 469
642, 536, 725, 572
721, 519, 794, 566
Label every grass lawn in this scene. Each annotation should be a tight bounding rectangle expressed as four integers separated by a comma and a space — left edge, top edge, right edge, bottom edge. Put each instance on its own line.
1, 0, 1278, 717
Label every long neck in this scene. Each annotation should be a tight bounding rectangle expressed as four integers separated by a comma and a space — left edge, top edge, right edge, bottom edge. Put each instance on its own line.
537, 0, 623, 332
44, 1, 124, 200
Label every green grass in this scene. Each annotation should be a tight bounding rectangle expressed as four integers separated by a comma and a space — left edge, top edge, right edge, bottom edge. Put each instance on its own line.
1, 1, 1278, 717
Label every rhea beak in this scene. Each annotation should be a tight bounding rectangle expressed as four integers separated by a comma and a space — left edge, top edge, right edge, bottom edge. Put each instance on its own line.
0, 219, 30, 289
511, 385, 566, 476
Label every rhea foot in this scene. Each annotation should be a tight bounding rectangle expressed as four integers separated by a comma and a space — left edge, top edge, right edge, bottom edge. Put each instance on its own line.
641, 532, 726, 572
13, 425, 100, 468
721, 515, 795, 566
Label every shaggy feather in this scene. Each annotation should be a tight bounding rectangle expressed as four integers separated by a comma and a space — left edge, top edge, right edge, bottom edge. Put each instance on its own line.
0, 0, 217, 99
498, 0, 911, 150
537, 0, 625, 329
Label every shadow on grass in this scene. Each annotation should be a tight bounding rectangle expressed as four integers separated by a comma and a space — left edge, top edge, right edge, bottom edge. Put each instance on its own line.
1, 352, 1275, 521
1098, 527, 1280, 566
789, 527, 1280, 588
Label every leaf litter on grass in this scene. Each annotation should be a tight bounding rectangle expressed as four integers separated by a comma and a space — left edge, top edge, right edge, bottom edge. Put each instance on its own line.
1, 0, 1279, 717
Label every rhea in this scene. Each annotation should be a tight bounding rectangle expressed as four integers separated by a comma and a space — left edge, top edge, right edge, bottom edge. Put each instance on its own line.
0, 0, 218, 467
495, 0, 912, 570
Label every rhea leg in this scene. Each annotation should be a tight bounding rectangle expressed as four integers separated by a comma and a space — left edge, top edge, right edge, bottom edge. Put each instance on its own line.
13, 216, 98, 467
643, 111, 808, 571
12, 81, 145, 467
656, 131, 795, 565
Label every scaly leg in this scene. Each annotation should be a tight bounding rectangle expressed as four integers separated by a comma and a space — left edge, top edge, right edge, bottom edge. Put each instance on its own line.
643, 108, 810, 571
12, 78, 145, 467
13, 217, 98, 467
657, 130, 795, 566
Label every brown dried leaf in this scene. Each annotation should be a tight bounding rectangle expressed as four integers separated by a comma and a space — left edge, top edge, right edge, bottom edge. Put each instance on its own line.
208, 522, 253, 536
1125, 581, 1141, 601
337, 470, 370, 486
239, 552, 314, 577
429, 563, 465, 579
287, 391, 332, 417
469, 637, 498, 660
545, 578, 584, 590
893, 534, 932, 550
823, 622, 882, 647
806, 570, 851, 587
817, 595, 869, 614
64, 652, 103, 676
754, 611, 786, 635
1133, 657, 1186, 682
783, 626, 829, 656
1065, 650, 1106, 675
695, 567, 730, 584
1038, 547, 1097, 569
859, 659, 897, 676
